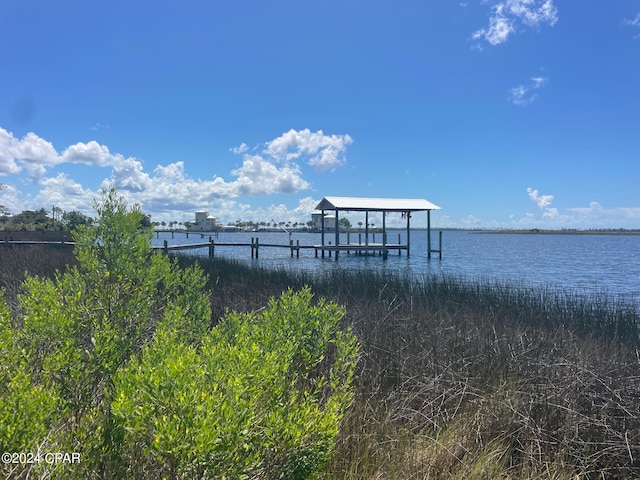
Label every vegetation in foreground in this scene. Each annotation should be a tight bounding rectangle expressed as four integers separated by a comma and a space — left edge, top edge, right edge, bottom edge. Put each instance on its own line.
0, 190, 358, 479
1, 194, 640, 478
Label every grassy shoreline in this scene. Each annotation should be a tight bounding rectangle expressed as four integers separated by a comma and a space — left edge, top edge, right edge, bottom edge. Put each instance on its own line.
2, 244, 640, 478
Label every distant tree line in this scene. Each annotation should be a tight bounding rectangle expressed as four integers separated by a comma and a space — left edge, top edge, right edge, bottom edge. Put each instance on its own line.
0, 208, 94, 232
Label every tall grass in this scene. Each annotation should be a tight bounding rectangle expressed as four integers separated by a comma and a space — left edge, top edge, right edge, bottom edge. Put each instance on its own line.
0, 244, 75, 313
2, 247, 639, 478
177, 255, 640, 479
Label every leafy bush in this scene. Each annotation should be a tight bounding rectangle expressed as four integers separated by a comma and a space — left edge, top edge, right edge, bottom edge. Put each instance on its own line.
0, 188, 358, 479
112, 287, 358, 479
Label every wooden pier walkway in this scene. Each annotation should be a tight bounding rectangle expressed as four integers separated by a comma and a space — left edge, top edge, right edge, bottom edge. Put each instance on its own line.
2, 233, 442, 261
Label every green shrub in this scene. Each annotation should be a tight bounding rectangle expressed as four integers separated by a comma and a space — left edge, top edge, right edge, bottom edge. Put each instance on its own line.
112, 287, 359, 479
0, 188, 358, 479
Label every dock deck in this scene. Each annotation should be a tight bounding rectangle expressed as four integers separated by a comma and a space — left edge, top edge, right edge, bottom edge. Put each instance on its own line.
313, 242, 406, 259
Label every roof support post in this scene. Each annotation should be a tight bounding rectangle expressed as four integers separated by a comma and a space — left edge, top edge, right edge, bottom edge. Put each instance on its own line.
427, 209, 432, 260
321, 209, 325, 258
365, 211, 369, 247
382, 211, 387, 247
406, 211, 411, 257
335, 209, 340, 259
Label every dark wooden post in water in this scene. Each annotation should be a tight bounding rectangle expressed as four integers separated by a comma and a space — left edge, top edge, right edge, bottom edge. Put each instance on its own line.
209, 237, 214, 260
163, 239, 168, 255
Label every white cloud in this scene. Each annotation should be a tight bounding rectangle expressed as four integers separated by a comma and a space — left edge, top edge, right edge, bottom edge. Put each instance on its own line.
60, 140, 120, 167
34, 174, 96, 213
264, 128, 353, 171
530, 76, 546, 88
472, 4, 514, 46
473, 0, 558, 46
624, 12, 640, 38
527, 187, 554, 208
0, 128, 58, 179
567, 202, 640, 227
0, 127, 352, 223
624, 12, 640, 27
229, 154, 310, 195
0, 128, 146, 181
509, 75, 548, 105
110, 156, 152, 192
230, 142, 248, 155
515, 189, 640, 228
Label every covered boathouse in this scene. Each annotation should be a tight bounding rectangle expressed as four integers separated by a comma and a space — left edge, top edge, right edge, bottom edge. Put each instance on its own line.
314, 196, 442, 259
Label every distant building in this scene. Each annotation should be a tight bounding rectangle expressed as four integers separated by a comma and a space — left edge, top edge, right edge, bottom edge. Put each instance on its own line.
311, 210, 335, 231
191, 211, 217, 231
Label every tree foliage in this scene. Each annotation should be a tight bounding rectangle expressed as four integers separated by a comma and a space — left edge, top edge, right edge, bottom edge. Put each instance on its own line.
0, 187, 358, 479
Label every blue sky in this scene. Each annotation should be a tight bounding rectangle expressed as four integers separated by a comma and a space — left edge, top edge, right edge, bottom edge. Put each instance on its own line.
1, 0, 639, 229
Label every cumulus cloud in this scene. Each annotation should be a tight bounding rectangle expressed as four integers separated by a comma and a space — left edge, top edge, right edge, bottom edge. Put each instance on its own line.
60, 140, 120, 167
34, 174, 96, 213
527, 187, 553, 208
0, 127, 352, 222
509, 76, 548, 105
0, 128, 145, 181
264, 128, 353, 171
0, 128, 58, 179
473, 0, 558, 46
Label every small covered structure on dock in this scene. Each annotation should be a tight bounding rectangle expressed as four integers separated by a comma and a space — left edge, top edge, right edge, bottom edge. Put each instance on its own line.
314, 196, 442, 259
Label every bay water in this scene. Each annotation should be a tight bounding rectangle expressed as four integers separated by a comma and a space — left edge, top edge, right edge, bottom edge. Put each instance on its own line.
153, 230, 640, 304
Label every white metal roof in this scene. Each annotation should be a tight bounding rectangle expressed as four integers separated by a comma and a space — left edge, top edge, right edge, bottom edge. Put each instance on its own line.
315, 196, 441, 212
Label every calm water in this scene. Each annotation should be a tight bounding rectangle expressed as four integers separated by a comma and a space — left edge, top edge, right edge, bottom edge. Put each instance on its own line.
153, 230, 640, 303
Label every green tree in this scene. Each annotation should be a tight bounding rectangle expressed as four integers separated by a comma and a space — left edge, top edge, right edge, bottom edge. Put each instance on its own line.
62, 210, 93, 230
338, 217, 351, 230
0, 183, 8, 217
0, 187, 211, 477
5, 208, 59, 230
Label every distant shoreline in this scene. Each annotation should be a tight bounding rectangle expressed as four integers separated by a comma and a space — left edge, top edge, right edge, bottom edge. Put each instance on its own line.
469, 229, 640, 236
